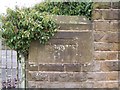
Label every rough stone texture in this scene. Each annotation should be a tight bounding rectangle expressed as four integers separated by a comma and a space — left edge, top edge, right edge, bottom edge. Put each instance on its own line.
92, 10, 102, 20
105, 32, 119, 43
28, 64, 38, 71
27, 2, 120, 88
39, 64, 64, 72
49, 72, 75, 82
28, 71, 49, 81
35, 82, 82, 88
101, 61, 119, 71
94, 21, 110, 31
106, 72, 118, 80
81, 61, 101, 72
52, 15, 91, 24
28, 72, 89, 82
58, 24, 92, 30
110, 21, 119, 31
94, 81, 119, 88
101, 9, 120, 20
64, 63, 81, 72
92, 2, 119, 88
94, 20, 120, 32
75, 72, 118, 81
94, 51, 118, 60
94, 42, 119, 51
29, 31, 93, 64
93, 2, 111, 9
94, 31, 119, 43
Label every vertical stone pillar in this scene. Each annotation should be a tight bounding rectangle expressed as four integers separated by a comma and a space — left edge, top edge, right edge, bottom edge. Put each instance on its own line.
93, 2, 120, 88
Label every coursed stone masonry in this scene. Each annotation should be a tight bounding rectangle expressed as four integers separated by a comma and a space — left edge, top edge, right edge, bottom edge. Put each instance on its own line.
27, 2, 120, 88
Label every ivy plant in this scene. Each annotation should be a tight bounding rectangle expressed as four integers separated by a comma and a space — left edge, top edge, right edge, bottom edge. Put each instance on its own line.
1, 8, 57, 56
1, 1, 93, 58
34, 2, 93, 20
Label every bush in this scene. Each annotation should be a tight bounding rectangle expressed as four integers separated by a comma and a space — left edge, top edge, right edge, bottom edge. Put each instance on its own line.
1, 8, 57, 56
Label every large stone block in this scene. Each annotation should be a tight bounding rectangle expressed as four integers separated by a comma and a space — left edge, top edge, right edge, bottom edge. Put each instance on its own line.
101, 10, 120, 20
52, 15, 90, 25
94, 31, 105, 42
92, 10, 102, 20
94, 51, 107, 60
106, 72, 118, 80
81, 61, 101, 72
93, 2, 111, 9
36, 82, 82, 88
94, 51, 118, 60
94, 42, 119, 51
110, 21, 119, 31
107, 52, 118, 60
82, 81, 118, 90
104, 82, 118, 88
94, 72, 118, 81
112, 10, 120, 20
82, 81, 94, 88
94, 21, 110, 31
49, 72, 88, 82
29, 31, 93, 64
64, 63, 81, 72
94, 31, 119, 43
86, 72, 118, 81
58, 24, 92, 30
105, 32, 119, 43
49, 72, 75, 82
38, 63, 82, 72
94, 81, 118, 88
94, 81, 105, 88
74, 72, 88, 82
101, 10, 113, 20
27, 72, 91, 83
94, 20, 119, 32
28, 71, 49, 81
39, 64, 64, 72
101, 61, 119, 71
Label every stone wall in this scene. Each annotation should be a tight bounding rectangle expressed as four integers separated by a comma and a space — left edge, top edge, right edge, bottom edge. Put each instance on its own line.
92, 2, 120, 88
26, 2, 120, 88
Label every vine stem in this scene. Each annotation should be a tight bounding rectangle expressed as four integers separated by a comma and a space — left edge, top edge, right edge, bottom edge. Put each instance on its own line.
17, 51, 19, 88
